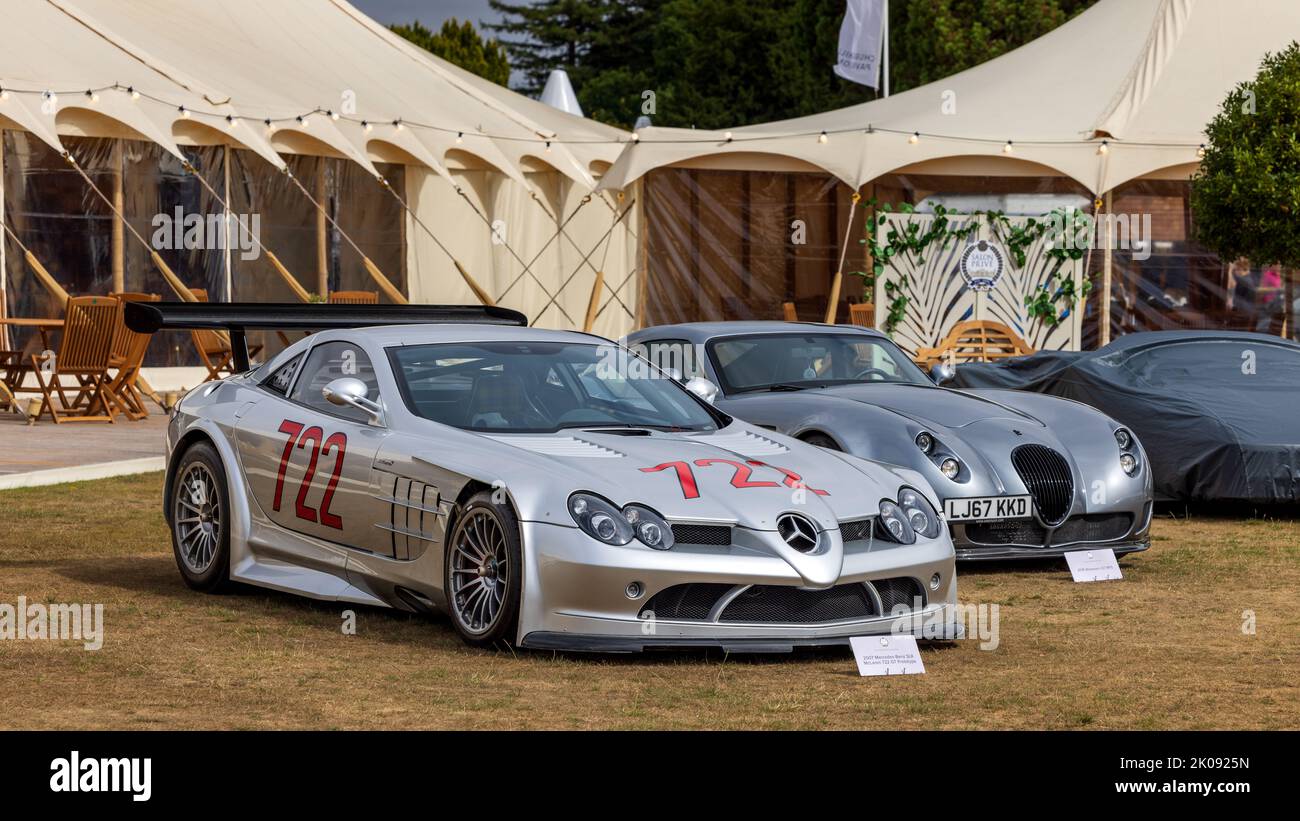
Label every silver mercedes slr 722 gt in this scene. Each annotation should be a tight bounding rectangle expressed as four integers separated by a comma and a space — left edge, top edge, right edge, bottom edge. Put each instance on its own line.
129, 304, 959, 652
626, 322, 1153, 560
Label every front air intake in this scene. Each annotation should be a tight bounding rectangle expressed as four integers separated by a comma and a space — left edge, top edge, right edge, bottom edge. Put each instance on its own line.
1010, 444, 1074, 526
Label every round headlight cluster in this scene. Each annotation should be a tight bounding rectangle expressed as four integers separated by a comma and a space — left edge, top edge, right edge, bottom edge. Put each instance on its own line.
877, 488, 943, 544
915, 432, 934, 454
1114, 427, 1140, 476
569, 493, 675, 550
939, 457, 961, 480
899, 487, 943, 539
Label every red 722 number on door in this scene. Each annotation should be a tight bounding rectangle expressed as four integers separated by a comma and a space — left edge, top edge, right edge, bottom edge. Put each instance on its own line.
273, 420, 347, 529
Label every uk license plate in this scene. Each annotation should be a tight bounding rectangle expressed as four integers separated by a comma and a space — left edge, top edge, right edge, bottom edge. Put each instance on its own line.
944, 495, 1033, 521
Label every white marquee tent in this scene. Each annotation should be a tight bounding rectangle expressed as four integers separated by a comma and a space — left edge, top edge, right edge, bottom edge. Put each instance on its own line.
0, 0, 638, 345
600, 0, 1299, 194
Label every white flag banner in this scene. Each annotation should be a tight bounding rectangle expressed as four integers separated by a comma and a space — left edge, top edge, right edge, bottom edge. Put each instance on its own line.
834, 0, 886, 88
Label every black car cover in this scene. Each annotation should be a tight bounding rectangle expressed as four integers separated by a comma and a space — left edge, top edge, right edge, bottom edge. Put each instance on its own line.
951, 331, 1300, 504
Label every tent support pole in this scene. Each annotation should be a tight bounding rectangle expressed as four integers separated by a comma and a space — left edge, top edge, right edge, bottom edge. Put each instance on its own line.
111, 139, 125, 294
1100, 189, 1113, 347
315, 161, 328, 298
824, 191, 860, 324
287, 172, 405, 303
635, 178, 648, 330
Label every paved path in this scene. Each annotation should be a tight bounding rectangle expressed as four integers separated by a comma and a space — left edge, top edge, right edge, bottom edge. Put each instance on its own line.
0, 411, 169, 478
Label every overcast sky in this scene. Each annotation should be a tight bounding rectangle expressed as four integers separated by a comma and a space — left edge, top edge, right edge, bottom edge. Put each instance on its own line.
350, 0, 503, 29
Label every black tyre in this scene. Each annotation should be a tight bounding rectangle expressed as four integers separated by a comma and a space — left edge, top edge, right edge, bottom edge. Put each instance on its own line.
169, 441, 232, 592
444, 491, 523, 647
802, 433, 841, 451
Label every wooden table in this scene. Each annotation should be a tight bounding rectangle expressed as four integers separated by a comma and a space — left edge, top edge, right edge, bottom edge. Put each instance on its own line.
0, 317, 64, 350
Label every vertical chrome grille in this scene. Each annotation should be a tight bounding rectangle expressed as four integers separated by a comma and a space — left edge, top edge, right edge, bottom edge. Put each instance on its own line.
1010, 444, 1074, 525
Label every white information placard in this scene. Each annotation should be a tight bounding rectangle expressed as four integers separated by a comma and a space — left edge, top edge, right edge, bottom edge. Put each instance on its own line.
849, 635, 925, 677
1064, 548, 1123, 582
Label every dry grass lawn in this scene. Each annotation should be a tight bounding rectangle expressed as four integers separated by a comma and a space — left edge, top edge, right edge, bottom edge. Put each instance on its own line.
1, 472, 1296, 729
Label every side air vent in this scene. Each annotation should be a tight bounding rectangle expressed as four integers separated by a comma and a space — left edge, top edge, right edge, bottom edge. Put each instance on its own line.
670, 523, 733, 546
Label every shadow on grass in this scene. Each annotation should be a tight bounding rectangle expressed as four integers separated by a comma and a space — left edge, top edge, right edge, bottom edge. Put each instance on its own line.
45, 554, 966, 668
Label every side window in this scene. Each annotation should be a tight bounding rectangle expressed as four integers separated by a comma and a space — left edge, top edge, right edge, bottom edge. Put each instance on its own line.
633, 338, 701, 379
290, 341, 379, 423
261, 354, 304, 396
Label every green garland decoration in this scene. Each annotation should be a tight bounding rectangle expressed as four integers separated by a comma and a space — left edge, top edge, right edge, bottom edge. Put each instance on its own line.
850, 201, 1094, 335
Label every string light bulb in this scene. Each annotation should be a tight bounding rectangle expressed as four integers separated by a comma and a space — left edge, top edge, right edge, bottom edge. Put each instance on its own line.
908, 131, 919, 144
631, 133, 639, 143
226, 115, 237, 129
545, 140, 552, 153
85, 90, 98, 103
297, 115, 308, 129
455, 131, 463, 144
1003, 140, 1014, 154
178, 105, 190, 118
0, 88, 8, 102
393, 118, 403, 131
329, 110, 339, 121
818, 130, 828, 144
1197, 143, 1206, 158
129, 86, 139, 100
724, 131, 733, 142
362, 120, 372, 132
1097, 139, 1109, 155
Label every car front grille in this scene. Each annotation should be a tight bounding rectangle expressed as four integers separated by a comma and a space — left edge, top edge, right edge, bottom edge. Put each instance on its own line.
1010, 444, 1074, 525
964, 513, 1133, 547
640, 577, 924, 625
873, 577, 926, 614
839, 518, 873, 542
719, 584, 876, 623
640, 583, 734, 620
1052, 513, 1133, 544
671, 523, 733, 546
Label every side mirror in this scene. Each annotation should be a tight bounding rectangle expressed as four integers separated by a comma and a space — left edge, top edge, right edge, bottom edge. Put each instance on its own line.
323, 377, 383, 424
929, 363, 956, 385
684, 376, 720, 404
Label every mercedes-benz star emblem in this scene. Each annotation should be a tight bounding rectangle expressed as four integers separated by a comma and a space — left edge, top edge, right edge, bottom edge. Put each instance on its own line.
776, 513, 820, 553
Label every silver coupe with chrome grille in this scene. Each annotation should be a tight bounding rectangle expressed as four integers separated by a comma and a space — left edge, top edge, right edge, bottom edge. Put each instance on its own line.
130, 303, 959, 652
625, 322, 1154, 560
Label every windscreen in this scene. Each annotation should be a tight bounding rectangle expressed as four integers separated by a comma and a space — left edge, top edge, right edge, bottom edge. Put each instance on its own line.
389, 341, 719, 433
708, 333, 931, 393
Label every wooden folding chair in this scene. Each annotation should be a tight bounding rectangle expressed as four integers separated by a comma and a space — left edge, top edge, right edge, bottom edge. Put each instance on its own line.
328, 290, 379, 304
846, 302, 875, 328
24, 295, 119, 423
106, 292, 160, 419
189, 288, 262, 381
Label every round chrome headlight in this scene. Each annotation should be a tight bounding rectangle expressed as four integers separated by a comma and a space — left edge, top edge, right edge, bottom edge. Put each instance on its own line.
915, 432, 934, 454
569, 493, 633, 545
1115, 428, 1132, 450
1120, 452, 1138, 476
877, 500, 916, 544
939, 457, 961, 480
898, 487, 943, 539
623, 504, 675, 550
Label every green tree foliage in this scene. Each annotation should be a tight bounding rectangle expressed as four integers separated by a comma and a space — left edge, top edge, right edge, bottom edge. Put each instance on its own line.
486, 1, 611, 94
390, 19, 511, 86
889, 0, 1096, 91
489, 0, 1098, 129
1191, 42, 1300, 269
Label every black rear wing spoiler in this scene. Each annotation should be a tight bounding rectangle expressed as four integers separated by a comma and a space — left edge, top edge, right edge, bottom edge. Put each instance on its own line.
125, 302, 528, 372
